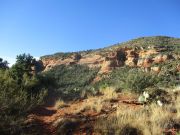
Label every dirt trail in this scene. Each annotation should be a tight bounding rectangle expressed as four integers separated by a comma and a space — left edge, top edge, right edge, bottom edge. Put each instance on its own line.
27, 94, 142, 135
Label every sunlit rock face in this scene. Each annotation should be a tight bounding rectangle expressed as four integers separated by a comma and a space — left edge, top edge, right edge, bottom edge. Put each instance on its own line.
40, 36, 180, 74
40, 46, 178, 73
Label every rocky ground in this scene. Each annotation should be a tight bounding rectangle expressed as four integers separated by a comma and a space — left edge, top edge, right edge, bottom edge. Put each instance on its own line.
26, 93, 142, 135
25, 90, 180, 135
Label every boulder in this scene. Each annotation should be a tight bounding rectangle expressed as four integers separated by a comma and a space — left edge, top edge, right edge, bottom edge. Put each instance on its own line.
153, 54, 169, 63
100, 60, 114, 73
137, 59, 144, 67
142, 58, 153, 68
125, 57, 136, 67
139, 49, 158, 58
151, 66, 161, 73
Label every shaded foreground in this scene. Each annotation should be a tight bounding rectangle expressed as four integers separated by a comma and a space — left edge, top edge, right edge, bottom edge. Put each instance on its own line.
26, 88, 180, 135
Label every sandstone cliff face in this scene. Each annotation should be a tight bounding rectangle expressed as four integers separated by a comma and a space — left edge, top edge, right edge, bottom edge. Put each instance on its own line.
41, 45, 178, 74
153, 54, 171, 64
137, 58, 153, 68
41, 58, 75, 71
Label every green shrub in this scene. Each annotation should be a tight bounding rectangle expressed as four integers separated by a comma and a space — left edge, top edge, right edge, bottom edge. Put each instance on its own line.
44, 65, 99, 101
0, 69, 48, 133
144, 87, 172, 104
0, 58, 8, 69
95, 67, 161, 93
0, 54, 50, 134
120, 69, 159, 92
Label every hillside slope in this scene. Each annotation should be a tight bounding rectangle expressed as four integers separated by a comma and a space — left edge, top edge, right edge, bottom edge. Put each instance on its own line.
24, 36, 180, 135
40, 36, 180, 74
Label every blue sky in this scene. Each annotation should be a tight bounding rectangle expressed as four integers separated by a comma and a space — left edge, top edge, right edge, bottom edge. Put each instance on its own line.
0, 0, 180, 65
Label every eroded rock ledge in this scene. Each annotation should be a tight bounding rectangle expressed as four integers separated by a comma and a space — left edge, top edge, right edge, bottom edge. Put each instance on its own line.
40, 45, 179, 74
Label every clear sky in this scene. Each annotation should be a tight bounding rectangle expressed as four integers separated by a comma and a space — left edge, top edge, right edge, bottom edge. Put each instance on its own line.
0, 0, 180, 65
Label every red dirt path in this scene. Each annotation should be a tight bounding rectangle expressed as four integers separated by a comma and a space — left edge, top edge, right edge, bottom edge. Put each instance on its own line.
26, 94, 143, 135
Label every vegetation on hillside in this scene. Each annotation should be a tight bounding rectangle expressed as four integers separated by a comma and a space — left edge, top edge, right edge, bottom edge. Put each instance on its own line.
0, 58, 8, 69
41, 36, 180, 60
95, 63, 180, 93
41, 50, 94, 60
1, 36, 180, 134
0, 55, 50, 134
115, 36, 180, 49
44, 64, 99, 101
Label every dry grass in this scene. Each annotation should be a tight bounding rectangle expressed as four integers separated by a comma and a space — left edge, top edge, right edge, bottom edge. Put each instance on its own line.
94, 92, 180, 135
84, 98, 103, 113
175, 95, 180, 118
74, 87, 119, 114
53, 88, 180, 134
54, 99, 66, 109
75, 87, 118, 113
74, 97, 103, 114
99, 87, 118, 101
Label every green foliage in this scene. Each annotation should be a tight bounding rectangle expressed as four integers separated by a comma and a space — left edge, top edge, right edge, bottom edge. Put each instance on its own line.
156, 60, 180, 87
120, 69, 159, 92
96, 57, 180, 93
95, 67, 161, 93
144, 87, 172, 104
10, 54, 36, 81
120, 36, 180, 48
0, 69, 48, 134
43, 52, 74, 60
98, 36, 180, 53
0, 58, 8, 69
0, 55, 49, 134
41, 50, 93, 60
44, 64, 99, 101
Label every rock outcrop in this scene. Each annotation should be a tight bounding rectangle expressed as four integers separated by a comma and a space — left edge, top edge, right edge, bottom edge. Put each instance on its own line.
40, 45, 177, 74
151, 66, 161, 73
